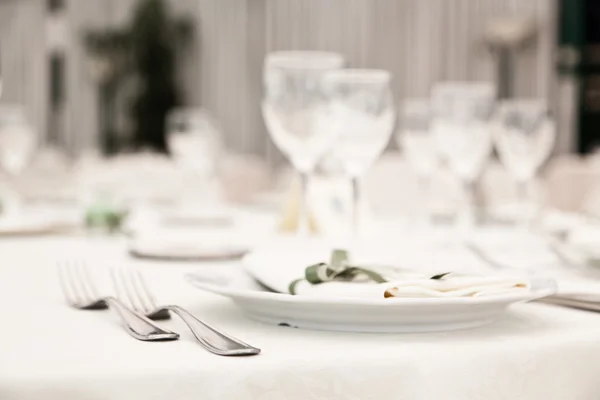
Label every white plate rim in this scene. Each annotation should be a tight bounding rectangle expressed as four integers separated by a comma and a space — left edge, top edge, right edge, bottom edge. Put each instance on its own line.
185, 271, 556, 306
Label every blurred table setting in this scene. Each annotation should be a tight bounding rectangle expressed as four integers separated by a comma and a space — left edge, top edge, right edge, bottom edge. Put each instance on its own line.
4, 48, 600, 400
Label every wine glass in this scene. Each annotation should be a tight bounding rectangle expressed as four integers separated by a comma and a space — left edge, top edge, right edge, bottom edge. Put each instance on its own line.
0, 105, 37, 216
166, 107, 223, 207
431, 82, 496, 229
492, 99, 555, 225
322, 69, 395, 238
262, 51, 344, 235
167, 108, 222, 177
396, 98, 438, 228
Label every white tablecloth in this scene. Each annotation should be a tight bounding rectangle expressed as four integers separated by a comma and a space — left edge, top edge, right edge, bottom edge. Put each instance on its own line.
2, 236, 600, 400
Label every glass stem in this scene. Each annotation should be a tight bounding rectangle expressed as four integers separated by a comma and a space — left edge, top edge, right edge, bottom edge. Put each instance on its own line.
1, 172, 20, 218
517, 178, 533, 230
351, 175, 361, 239
417, 175, 431, 229
297, 171, 310, 236
517, 180, 529, 205
459, 180, 477, 232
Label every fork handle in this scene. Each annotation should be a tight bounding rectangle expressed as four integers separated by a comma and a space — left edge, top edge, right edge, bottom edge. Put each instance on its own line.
104, 297, 180, 341
538, 296, 600, 313
161, 305, 260, 356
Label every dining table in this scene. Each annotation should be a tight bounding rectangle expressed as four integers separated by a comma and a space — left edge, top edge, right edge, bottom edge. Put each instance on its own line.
2, 230, 600, 400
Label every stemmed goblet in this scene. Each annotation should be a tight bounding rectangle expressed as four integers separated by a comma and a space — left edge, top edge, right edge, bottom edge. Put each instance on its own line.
262, 51, 344, 235
322, 69, 395, 239
492, 99, 555, 226
396, 98, 438, 228
431, 82, 496, 231
0, 105, 37, 217
167, 108, 222, 179
166, 107, 223, 210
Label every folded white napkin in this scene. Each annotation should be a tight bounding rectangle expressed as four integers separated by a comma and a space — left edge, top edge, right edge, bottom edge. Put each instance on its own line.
383, 276, 529, 298
287, 274, 528, 299
243, 245, 530, 299
285, 275, 409, 298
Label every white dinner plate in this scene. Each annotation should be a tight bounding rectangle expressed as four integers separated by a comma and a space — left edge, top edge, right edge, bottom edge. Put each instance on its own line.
186, 269, 555, 333
129, 229, 248, 261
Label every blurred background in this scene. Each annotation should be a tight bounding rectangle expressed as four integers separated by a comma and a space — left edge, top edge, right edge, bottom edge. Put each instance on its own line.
0, 0, 576, 156
0, 0, 598, 232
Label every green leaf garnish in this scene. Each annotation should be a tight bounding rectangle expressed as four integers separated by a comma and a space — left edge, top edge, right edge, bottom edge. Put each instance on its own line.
305, 262, 329, 284
85, 201, 128, 233
430, 272, 451, 280
288, 249, 389, 294
288, 278, 304, 295
330, 249, 349, 270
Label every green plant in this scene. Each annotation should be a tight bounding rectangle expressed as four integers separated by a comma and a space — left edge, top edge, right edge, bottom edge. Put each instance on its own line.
83, 0, 193, 154
129, 0, 193, 152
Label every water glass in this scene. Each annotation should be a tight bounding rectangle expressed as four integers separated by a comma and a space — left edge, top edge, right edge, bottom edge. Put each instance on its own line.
167, 108, 222, 178
0, 106, 36, 175
323, 69, 395, 238
492, 99, 555, 224
431, 82, 496, 229
167, 108, 222, 207
0, 105, 37, 215
396, 98, 438, 227
262, 51, 344, 235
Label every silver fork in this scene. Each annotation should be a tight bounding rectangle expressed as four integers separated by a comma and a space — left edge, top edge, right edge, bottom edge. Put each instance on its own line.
111, 268, 261, 356
57, 261, 179, 341
464, 243, 600, 312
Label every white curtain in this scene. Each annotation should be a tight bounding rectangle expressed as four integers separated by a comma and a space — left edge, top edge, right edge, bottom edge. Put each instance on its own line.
1, 0, 559, 159
0, 0, 47, 143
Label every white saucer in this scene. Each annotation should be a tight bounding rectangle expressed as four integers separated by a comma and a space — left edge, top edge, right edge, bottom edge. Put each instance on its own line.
130, 243, 247, 261
128, 227, 248, 261
160, 208, 234, 228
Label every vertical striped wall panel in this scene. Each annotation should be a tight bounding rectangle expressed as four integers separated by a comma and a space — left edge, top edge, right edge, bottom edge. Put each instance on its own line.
1, 0, 560, 158
0, 0, 47, 142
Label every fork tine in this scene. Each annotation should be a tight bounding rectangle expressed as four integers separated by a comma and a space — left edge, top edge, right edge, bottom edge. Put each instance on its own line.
57, 262, 78, 305
63, 261, 87, 305
71, 262, 94, 304
121, 269, 152, 314
128, 269, 156, 314
110, 269, 128, 307
73, 262, 97, 303
134, 270, 158, 310
112, 268, 143, 312
78, 261, 101, 299
120, 268, 146, 312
